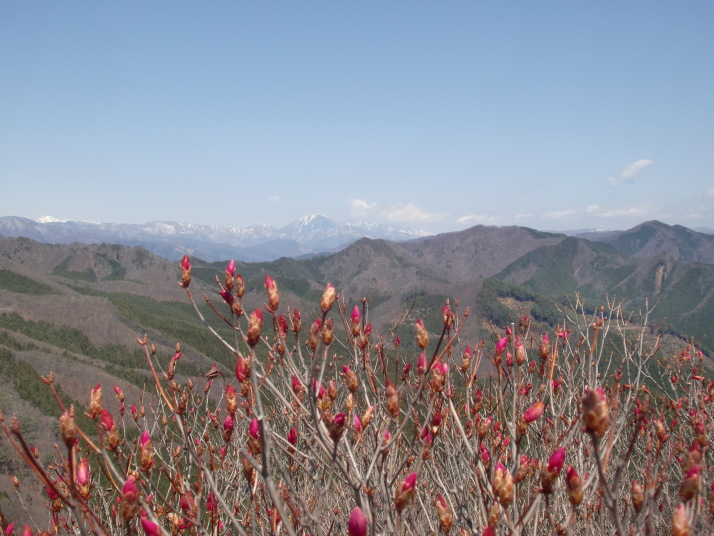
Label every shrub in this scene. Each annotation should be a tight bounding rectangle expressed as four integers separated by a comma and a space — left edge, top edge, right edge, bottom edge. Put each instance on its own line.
0, 256, 712, 535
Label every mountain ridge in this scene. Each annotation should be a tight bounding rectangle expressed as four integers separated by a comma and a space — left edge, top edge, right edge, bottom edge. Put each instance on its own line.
0, 214, 431, 262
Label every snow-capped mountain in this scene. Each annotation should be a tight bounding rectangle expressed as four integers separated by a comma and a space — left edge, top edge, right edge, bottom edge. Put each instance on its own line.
0, 215, 431, 262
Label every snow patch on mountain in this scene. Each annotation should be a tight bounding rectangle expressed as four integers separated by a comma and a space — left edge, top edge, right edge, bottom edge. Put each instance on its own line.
0, 214, 431, 262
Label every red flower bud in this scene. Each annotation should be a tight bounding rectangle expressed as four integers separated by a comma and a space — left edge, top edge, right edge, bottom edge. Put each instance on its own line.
348, 506, 367, 536
583, 386, 609, 437
223, 414, 234, 432
417, 353, 427, 375
435, 494, 453, 533
541, 447, 565, 493
680, 464, 700, 502
89, 383, 102, 419
179, 255, 191, 288
121, 476, 139, 520
321, 317, 335, 346
495, 336, 508, 355
264, 275, 279, 313
631, 479, 644, 512
320, 283, 336, 314
246, 309, 263, 347
415, 319, 429, 349
59, 410, 77, 448
278, 314, 288, 338
77, 457, 90, 486
565, 466, 583, 506
395, 473, 417, 512
287, 426, 298, 446
234, 273, 245, 297
343, 365, 359, 393
672, 503, 690, 536
225, 385, 238, 414
249, 418, 260, 440
100, 409, 114, 432
235, 357, 247, 383
140, 513, 162, 536
351, 305, 361, 336
523, 401, 544, 424
290, 308, 301, 333
329, 413, 346, 442
291, 375, 304, 396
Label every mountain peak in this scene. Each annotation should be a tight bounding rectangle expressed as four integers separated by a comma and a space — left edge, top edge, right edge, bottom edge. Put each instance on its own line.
37, 215, 69, 223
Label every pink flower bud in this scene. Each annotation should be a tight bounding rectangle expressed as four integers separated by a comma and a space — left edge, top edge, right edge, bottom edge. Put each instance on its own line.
347, 506, 367, 536
351, 305, 361, 336
226, 259, 236, 276
290, 308, 301, 333
140, 513, 162, 536
121, 476, 139, 520
680, 464, 700, 502
417, 353, 427, 375
100, 409, 115, 432
249, 418, 260, 440
235, 357, 247, 383
77, 457, 89, 486
395, 473, 417, 512
547, 447, 565, 473
353, 414, 362, 434
523, 401, 545, 424
435, 494, 453, 532
223, 415, 234, 432
278, 314, 288, 337
329, 413, 346, 442
343, 365, 359, 392
496, 336, 508, 354
179, 255, 191, 288
541, 447, 565, 493
291, 375, 304, 396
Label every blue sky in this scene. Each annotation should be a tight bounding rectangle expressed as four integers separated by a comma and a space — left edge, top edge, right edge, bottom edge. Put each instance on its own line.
2, 2, 713, 234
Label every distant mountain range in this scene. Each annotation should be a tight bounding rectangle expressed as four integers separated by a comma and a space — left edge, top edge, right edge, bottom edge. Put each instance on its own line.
0, 214, 430, 262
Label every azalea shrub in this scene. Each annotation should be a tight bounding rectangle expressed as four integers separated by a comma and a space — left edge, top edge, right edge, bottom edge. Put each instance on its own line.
1, 255, 712, 536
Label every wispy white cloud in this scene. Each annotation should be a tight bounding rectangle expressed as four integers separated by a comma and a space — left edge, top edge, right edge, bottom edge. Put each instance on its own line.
268, 196, 279, 203
455, 213, 497, 226
705, 187, 714, 199
607, 159, 653, 186
386, 202, 445, 223
543, 210, 576, 220
350, 198, 378, 218
586, 204, 647, 218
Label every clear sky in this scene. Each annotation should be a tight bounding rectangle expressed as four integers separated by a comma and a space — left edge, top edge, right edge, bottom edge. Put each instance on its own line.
2, 2, 713, 234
